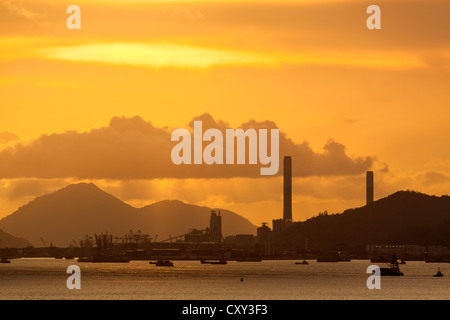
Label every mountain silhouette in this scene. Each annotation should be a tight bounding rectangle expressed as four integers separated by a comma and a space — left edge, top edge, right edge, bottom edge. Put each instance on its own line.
0, 183, 256, 247
281, 190, 450, 251
0, 229, 31, 248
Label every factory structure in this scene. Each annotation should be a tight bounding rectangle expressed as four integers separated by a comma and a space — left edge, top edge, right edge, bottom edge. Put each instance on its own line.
5, 158, 383, 260
256, 156, 296, 256
9, 162, 442, 261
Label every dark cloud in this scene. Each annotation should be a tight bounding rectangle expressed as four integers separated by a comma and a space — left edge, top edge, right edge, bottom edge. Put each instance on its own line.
420, 171, 450, 187
0, 114, 374, 179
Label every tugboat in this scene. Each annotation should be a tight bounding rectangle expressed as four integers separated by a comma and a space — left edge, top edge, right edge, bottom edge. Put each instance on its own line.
379, 255, 404, 276
433, 268, 444, 277
153, 260, 174, 267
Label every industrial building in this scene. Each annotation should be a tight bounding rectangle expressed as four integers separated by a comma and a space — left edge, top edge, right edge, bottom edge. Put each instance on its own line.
209, 210, 222, 243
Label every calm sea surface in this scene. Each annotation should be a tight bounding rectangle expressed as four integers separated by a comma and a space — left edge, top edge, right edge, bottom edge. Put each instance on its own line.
0, 258, 448, 300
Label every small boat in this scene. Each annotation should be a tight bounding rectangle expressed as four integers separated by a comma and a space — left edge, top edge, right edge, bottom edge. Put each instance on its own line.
77, 256, 130, 263
0, 257, 11, 263
433, 268, 444, 277
200, 259, 227, 265
153, 260, 174, 267
295, 260, 309, 265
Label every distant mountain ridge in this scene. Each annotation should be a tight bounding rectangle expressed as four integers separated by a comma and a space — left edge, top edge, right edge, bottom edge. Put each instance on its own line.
0, 183, 257, 247
282, 190, 450, 251
0, 229, 31, 248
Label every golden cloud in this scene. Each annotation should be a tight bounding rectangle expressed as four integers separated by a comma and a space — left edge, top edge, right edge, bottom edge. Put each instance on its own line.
0, 114, 374, 179
37, 42, 425, 70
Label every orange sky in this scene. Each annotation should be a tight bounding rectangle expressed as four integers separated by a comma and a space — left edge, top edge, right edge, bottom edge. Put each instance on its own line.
1, 0, 449, 226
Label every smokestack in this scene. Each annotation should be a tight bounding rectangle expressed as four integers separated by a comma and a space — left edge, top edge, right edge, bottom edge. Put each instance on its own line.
210, 210, 222, 243
283, 156, 292, 221
366, 171, 374, 205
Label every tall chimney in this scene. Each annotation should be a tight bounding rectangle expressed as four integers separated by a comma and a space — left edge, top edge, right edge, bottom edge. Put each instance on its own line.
283, 156, 292, 221
366, 171, 374, 205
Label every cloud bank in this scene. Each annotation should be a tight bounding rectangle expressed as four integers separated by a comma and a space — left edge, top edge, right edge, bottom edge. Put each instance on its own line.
39, 42, 424, 70
0, 114, 373, 179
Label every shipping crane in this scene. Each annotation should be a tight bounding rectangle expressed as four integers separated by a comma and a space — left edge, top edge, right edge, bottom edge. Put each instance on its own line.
40, 237, 48, 248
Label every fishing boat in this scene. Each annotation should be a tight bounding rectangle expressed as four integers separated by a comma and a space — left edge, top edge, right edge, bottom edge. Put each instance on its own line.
379, 255, 404, 276
433, 268, 444, 277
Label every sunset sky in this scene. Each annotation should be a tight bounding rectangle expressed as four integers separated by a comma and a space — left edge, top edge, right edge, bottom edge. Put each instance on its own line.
1, 0, 449, 226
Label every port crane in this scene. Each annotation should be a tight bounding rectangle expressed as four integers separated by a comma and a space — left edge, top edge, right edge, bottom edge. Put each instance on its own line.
161, 234, 186, 243
40, 237, 48, 248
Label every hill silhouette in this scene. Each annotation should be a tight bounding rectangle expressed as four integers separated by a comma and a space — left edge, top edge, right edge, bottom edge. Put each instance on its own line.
0, 183, 256, 247
281, 191, 450, 252
0, 229, 31, 248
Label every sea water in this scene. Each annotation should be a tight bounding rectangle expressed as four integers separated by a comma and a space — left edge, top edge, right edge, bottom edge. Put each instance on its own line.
0, 258, 448, 300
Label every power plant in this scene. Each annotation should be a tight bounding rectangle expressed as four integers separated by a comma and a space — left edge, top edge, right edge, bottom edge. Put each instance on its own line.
2, 156, 384, 261
257, 159, 378, 257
